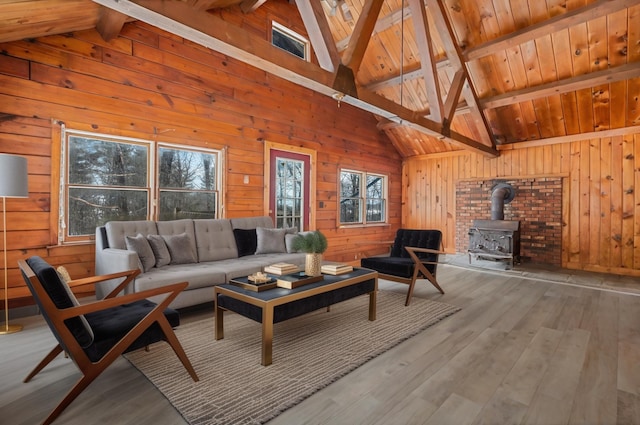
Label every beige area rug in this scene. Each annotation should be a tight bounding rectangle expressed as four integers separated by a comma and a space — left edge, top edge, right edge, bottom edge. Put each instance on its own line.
125, 291, 460, 425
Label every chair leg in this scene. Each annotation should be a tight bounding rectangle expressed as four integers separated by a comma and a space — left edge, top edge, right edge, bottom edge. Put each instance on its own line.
24, 345, 64, 383
157, 317, 199, 382
42, 373, 98, 425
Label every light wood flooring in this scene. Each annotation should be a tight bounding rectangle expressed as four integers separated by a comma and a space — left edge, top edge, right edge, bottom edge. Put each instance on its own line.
1, 264, 639, 425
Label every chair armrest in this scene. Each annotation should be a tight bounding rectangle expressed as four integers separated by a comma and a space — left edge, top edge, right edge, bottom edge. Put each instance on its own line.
57, 281, 188, 320
404, 246, 446, 256
67, 269, 140, 300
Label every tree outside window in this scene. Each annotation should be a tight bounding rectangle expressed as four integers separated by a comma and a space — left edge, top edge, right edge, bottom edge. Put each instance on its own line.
339, 170, 387, 225
63, 131, 221, 242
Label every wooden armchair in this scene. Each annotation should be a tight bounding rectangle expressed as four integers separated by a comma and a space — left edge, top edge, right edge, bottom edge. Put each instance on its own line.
360, 229, 445, 306
18, 256, 199, 425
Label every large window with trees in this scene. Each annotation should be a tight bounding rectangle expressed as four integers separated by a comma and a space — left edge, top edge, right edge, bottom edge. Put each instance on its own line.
339, 169, 387, 225
62, 130, 221, 242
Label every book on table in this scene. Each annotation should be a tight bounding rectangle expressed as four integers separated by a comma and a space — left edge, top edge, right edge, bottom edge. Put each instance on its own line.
264, 262, 299, 275
275, 272, 324, 289
321, 264, 353, 275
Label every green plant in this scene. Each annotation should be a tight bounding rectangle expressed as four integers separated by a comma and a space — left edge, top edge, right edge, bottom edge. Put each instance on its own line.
291, 230, 328, 254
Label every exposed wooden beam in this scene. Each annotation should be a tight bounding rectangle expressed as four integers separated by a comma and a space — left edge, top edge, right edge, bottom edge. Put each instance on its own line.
497, 125, 640, 149
92, 0, 496, 157
336, 5, 411, 52
443, 69, 465, 127
357, 89, 498, 157
481, 61, 640, 109
240, 0, 268, 14
183, 0, 221, 10
341, 0, 385, 74
408, 0, 443, 121
464, 0, 640, 61
364, 59, 449, 92
96, 6, 127, 41
294, 0, 340, 72
427, 0, 495, 148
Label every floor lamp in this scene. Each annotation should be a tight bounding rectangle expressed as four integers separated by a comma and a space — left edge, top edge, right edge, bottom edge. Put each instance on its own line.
0, 154, 28, 335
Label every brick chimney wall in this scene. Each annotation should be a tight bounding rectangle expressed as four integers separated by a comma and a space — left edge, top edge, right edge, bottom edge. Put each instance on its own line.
456, 177, 563, 265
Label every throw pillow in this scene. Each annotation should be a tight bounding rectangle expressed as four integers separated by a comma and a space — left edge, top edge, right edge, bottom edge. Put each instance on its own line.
162, 233, 197, 264
233, 228, 257, 257
125, 233, 156, 272
255, 227, 287, 254
147, 234, 171, 267
284, 227, 299, 253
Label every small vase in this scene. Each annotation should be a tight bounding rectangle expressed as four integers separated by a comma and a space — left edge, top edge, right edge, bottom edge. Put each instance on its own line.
305, 253, 322, 276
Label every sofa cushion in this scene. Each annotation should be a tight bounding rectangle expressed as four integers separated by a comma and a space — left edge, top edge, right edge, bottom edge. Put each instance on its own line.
163, 233, 197, 265
256, 227, 287, 254
231, 216, 274, 230
157, 219, 197, 261
194, 219, 238, 262
134, 264, 226, 292
233, 228, 257, 257
105, 221, 158, 250
125, 233, 156, 272
147, 235, 171, 267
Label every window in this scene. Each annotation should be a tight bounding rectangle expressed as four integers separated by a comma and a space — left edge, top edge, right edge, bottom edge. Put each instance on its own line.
339, 169, 387, 225
62, 130, 221, 242
271, 21, 309, 60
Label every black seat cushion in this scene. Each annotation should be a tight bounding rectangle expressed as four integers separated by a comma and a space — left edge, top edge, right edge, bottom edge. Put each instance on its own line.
84, 301, 179, 362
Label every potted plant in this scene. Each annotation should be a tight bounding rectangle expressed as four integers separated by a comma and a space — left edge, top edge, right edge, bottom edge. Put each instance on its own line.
291, 230, 328, 276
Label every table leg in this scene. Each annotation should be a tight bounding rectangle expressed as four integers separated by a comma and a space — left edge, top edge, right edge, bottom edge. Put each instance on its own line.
215, 301, 224, 340
261, 305, 274, 366
369, 290, 377, 321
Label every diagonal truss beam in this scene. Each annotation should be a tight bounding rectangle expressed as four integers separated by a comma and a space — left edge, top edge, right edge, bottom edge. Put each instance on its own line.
91, 0, 498, 157
294, 0, 340, 72
341, 0, 385, 74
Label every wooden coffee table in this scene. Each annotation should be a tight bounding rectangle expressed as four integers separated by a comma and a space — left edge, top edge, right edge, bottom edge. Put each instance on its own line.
214, 268, 378, 365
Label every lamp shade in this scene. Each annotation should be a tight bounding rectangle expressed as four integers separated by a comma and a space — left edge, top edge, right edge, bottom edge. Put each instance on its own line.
0, 154, 28, 198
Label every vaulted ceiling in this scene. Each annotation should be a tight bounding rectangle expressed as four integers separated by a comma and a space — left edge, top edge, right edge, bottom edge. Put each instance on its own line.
1, 0, 639, 158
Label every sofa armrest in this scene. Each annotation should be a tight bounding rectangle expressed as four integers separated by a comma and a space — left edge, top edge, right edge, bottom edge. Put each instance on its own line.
94, 248, 139, 299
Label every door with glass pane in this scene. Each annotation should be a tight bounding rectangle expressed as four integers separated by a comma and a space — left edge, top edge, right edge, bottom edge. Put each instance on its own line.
269, 150, 310, 230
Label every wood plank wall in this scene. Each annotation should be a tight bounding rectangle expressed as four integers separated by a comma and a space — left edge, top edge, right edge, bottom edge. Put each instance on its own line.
403, 134, 640, 277
0, 4, 402, 308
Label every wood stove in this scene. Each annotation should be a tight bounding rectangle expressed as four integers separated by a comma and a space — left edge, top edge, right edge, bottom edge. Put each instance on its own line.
468, 219, 520, 269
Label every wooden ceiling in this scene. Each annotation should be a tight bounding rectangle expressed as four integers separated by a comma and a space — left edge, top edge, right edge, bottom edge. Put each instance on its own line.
1, 0, 639, 158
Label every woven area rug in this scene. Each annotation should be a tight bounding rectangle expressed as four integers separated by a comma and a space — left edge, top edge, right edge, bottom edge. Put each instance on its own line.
125, 291, 460, 425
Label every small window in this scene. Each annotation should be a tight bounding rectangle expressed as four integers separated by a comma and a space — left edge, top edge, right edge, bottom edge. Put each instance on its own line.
271, 21, 309, 60
339, 169, 388, 225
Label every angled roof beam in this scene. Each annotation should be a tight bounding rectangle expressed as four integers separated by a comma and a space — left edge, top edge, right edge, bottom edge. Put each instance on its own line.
240, 0, 268, 14
341, 0, 385, 74
365, 58, 449, 91
336, 5, 411, 52
294, 0, 341, 72
408, 0, 443, 121
443, 69, 466, 126
91, 0, 497, 157
481, 61, 640, 109
96, 6, 128, 41
464, 0, 640, 61
426, 0, 495, 148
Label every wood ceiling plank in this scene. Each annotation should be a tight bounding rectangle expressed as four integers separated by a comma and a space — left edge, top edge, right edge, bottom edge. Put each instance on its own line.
480, 61, 640, 109
464, 0, 640, 61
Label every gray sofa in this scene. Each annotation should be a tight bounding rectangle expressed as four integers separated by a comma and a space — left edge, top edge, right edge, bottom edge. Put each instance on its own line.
95, 216, 306, 309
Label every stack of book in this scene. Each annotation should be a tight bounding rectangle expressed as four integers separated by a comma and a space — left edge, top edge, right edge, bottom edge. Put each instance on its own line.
276, 273, 323, 289
320, 264, 353, 275
264, 262, 299, 275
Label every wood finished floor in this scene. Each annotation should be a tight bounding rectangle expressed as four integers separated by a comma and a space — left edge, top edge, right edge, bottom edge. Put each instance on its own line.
1, 265, 639, 425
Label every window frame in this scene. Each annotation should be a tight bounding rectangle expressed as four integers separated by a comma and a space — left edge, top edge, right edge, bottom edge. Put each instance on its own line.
270, 21, 310, 61
60, 128, 222, 243
338, 168, 388, 227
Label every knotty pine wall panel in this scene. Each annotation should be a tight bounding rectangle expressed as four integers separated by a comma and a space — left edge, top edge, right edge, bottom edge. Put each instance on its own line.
403, 135, 640, 277
0, 19, 402, 307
